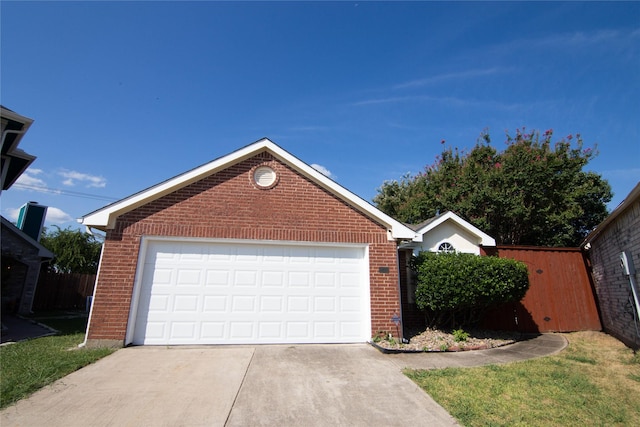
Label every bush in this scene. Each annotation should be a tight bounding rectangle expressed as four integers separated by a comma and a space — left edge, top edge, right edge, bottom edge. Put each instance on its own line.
412, 252, 529, 328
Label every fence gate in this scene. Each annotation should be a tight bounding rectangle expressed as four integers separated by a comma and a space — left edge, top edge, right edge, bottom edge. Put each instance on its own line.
481, 246, 602, 333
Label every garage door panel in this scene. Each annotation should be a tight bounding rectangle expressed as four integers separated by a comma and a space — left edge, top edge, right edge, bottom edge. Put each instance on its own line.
171, 322, 197, 340
205, 270, 229, 286
203, 295, 227, 312
286, 322, 310, 339
260, 296, 283, 311
144, 322, 166, 340
173, 295, 199, 312
201, 322, 225, 339
288, 271, 310, 287
234, 270, 257, 287
287, 296, 310, 312
132, 240, 370, 345
262, 271, 285, 287
176, 269, 202, 286
148, 295, 169, 311
230, 322, 254, 338
259, 322, 283, 339
314, 296, 336, 312
231, 295, 256, 312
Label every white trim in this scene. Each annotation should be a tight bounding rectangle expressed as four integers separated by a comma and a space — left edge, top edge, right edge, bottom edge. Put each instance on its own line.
414, 211, 495, 246
81, 242, 106, 347
79, 138, 419, 241
125, 236, 372, 345
125, 237, 151, 345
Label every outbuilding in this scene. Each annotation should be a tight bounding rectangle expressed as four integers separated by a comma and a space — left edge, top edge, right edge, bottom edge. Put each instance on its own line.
80, 138, 420, 347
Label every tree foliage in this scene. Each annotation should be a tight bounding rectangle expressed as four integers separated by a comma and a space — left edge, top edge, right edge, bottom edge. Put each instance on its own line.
40, 226, 102, 274
374, 129, 612, 246
412, 252, 530, 328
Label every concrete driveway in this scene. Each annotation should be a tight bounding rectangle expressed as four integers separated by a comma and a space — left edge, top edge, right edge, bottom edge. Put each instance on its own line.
0, 344, 459, 427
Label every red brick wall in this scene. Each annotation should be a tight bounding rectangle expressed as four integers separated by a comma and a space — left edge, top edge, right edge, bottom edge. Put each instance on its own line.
87, 151, 402, 344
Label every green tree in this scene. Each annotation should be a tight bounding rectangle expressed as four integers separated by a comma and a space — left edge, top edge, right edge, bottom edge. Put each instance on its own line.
374, 129, 612, 246
40, 226, 102, 274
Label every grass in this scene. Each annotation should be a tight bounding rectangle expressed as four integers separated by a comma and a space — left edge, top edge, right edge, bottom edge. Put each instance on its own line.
405, 331, 640, 426
0, 312, 115, 409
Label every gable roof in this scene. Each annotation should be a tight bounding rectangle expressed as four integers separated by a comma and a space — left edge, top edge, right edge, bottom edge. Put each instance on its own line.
410, 211, 496, 246
79, 138, 420, 241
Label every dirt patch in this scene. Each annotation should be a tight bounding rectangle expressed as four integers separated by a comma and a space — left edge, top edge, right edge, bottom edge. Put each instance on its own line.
373, 328, 523, 352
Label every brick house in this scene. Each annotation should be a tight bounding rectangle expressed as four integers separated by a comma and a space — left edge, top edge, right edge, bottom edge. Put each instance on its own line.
583, 182, 640, 349
80, 138, 422, 348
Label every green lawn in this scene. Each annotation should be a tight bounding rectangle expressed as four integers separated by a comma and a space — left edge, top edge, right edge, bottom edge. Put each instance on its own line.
0, 313, 115, 409
405, 331, 640, 426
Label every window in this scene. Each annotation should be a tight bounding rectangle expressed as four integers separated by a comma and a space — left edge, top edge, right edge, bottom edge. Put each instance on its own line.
438, 242, 455, 253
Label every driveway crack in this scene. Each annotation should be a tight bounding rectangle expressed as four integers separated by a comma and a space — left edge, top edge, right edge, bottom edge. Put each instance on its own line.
224, 347, 255, 427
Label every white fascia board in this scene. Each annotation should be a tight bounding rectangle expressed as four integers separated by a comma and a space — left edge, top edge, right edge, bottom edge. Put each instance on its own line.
80, 139, 273, 230
265, 141, 419, 241
1, 107, 34, 131
1, 107, 34, 153
80, 138, 420, 241
415, 211, 495, 246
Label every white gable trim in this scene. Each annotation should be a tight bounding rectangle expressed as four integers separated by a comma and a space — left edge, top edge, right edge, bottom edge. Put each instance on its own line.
79, 138, 419, 241
414, 211, 496, 246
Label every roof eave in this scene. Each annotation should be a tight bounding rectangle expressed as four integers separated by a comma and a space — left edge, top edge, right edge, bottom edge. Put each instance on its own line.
80, 138, 420, 241
582, 181, 640, 247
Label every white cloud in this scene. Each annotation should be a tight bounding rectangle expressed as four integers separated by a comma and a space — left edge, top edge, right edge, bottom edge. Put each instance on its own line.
5, 208, 20, 222
394, 67, 509, 89
288, 126, 329, 132
14, 169, 47, 189
59, 170, 106, 188
311, 163, 335, 179
3, 206, 73, 225
45, 207, 74, 224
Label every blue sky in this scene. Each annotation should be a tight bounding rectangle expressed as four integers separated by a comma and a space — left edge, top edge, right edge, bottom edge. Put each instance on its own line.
2, 1, 638, 231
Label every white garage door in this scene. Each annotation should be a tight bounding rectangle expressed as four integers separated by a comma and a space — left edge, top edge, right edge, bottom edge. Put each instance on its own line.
129, 239, 370, 345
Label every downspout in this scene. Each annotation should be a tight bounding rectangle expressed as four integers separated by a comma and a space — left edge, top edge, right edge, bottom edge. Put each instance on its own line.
78, 226, 105, 348
620, 251, 640, 342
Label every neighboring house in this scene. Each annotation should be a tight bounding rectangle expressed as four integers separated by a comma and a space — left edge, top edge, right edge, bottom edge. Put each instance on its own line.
79, 138, 421, 348
1, 106, 53, 315
398, 210, 496, 333
403, 210, 496, 255
582, 182, 640, 349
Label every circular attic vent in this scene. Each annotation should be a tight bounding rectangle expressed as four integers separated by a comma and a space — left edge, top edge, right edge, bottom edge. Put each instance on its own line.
253, 166, 277, 188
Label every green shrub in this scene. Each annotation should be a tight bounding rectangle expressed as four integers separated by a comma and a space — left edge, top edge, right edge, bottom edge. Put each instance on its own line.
412, 252, 529, 328
453, 329, 470, 342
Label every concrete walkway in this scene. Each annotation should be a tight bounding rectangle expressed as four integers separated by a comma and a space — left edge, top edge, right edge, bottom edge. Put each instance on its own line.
386, 333, 568, 370
0, 334, 567, 427
0, 314, 56, 345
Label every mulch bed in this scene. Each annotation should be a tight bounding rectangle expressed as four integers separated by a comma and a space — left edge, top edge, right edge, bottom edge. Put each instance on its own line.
372, 328, 523, 353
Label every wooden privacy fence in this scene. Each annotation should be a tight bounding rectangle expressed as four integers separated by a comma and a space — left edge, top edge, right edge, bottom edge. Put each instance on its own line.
481, 246, 602, 333
33, 272, 96, 311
